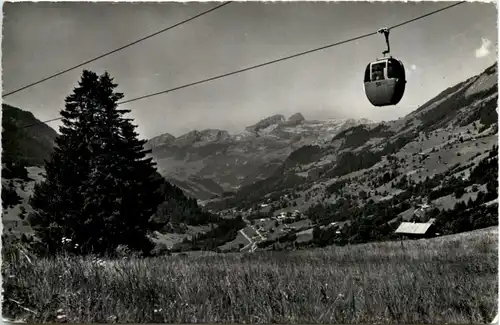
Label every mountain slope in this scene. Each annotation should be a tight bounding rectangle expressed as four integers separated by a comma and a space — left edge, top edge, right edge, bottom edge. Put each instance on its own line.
145, 114, 371, 200
2, 104, 59, 167
205, 63, 498, 250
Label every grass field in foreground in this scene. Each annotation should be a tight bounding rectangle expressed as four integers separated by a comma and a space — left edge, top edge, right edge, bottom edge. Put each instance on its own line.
2, 227, 498, 323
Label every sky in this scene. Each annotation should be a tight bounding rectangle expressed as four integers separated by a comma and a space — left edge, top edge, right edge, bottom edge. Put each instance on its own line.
2, 1, 498, 139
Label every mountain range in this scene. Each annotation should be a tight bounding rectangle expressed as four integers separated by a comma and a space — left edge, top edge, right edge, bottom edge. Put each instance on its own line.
145, 113, 371, 200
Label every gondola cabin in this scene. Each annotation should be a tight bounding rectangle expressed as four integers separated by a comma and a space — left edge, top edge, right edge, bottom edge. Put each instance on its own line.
363, 58, 406, 106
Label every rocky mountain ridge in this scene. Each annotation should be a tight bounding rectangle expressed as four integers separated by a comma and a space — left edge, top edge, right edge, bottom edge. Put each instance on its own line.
145, 114, 372, 200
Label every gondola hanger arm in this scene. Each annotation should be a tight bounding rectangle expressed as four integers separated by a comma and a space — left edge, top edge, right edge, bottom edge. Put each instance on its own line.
377, 27, 391, 57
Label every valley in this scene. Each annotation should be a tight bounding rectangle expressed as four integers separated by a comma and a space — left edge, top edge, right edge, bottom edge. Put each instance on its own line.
2, 2, 498, 323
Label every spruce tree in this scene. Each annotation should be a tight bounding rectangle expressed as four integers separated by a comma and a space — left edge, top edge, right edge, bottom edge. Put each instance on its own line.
30, 70, 163, 256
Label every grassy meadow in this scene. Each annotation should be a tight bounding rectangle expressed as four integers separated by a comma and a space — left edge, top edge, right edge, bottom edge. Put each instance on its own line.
2, 227, 498, 323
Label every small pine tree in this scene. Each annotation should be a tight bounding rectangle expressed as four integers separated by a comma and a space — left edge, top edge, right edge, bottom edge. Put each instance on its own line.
30, 70, 164, 256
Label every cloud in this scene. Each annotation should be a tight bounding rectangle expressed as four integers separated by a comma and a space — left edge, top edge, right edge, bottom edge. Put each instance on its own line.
475, 37, 493, 58
406, 64, 418, 78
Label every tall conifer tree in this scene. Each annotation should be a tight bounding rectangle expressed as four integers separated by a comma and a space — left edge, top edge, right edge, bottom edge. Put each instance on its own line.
30, 70, 163, 256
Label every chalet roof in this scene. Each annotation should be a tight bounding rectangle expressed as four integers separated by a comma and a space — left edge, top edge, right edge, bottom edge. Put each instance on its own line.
395, 222, 434, 235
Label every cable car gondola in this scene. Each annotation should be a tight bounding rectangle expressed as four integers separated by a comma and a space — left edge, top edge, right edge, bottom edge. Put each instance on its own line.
363, 28, 406, 107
